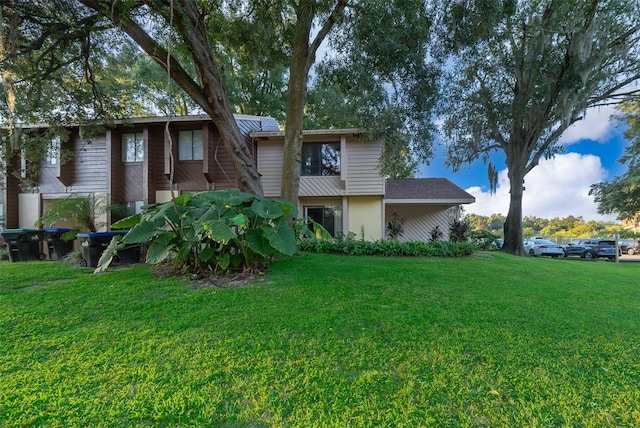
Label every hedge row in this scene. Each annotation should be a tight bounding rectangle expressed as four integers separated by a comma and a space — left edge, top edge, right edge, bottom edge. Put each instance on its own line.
297, 239, 475, 257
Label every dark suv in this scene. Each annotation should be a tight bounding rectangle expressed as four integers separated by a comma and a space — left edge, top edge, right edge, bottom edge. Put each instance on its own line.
563, 239, 620, 260
620, 239, 640, 255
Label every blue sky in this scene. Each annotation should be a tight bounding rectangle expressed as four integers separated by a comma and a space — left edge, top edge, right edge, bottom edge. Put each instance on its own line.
420, 105, 630, 222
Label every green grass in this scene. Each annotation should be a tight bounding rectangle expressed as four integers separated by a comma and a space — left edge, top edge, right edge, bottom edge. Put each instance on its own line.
1, 253, 640, 427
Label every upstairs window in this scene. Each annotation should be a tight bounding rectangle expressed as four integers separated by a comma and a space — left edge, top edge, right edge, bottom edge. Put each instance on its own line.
301, 142, 340, 176
178, 130, 204, 161
122, 132, 144, 162
42, 137, 60, 165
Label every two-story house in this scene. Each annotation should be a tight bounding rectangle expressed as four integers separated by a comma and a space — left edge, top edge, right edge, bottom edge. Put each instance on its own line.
1, 115, 474, 242
253, 129, 475, 241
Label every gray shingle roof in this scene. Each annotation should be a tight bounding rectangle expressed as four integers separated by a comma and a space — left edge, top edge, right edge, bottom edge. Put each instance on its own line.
385, 178, 475, 204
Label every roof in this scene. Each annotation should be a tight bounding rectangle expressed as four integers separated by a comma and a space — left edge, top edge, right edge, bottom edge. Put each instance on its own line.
10, 114, 280, 131
251, 128, 364, 140
385, 178, 475, 205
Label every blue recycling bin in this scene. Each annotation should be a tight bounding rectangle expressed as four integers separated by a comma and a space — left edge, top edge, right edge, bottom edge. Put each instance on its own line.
43, 228, 76, 260
77, 231, 114, 267
1, 229, 45, 262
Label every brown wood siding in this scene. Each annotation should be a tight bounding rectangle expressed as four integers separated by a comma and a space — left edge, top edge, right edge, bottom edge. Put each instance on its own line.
3, 155, 21, 228
66, 133, 108, 194
57, 134, 73, 186
151, 125, 171, 193
122, 164, 144, 201
211, 135, 237, 190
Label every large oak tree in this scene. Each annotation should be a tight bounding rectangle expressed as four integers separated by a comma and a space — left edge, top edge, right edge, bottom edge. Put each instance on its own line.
439, 0, 640, 255
2, 0, 263, 194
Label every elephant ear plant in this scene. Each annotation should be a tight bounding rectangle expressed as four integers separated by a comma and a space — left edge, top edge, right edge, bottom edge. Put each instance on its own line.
96, 189, 297, 275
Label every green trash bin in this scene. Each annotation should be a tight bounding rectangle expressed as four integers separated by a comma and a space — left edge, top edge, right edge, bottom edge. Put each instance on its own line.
0, 229, 45, 262
43, 228, 77, 260
77, 232, 115, 267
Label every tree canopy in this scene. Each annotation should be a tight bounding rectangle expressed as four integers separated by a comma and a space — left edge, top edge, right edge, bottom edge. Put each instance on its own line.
591, 99, 640, 229
440, 0, 640, 255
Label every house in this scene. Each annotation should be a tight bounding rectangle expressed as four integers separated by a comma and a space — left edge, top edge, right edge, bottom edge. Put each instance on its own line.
1, 115, 474, 242
253, 129, 475, 241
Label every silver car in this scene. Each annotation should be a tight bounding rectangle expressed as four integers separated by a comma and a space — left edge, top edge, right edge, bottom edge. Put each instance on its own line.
524, 239, 564, 258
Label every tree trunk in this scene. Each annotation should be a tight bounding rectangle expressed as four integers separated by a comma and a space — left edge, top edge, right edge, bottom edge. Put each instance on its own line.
502, 154, 526, 256
281, 2, 314, 205
80, 0, 264, 196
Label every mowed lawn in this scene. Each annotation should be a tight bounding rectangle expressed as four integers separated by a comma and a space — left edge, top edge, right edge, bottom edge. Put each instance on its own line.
1, 253, 639, 427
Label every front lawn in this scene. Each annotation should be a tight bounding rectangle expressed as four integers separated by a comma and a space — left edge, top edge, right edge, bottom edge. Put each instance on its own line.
1, 253, 639, 426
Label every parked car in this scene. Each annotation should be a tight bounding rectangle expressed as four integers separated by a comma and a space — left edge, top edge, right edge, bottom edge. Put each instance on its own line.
524, 239, 564, 257
562, 241, 597, 259
620, 239, 640, 255
563, 239, 619, 260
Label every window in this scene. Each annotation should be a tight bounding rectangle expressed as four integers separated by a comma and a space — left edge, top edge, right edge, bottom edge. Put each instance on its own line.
122, 132, 144, 162
305, 206, 343, 238
124, 201, 144, 216
178, 130, 204, 161
42, 137, 59, 165
301, 142, 340, 176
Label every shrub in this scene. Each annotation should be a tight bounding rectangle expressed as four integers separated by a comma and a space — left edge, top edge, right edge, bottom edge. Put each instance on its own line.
468, 230, 502, 251
37, 193, 127, 235
450, 219, 471, 242
386, 211, 405, 240
96, 189, 297, 275
297, 238, 474, 257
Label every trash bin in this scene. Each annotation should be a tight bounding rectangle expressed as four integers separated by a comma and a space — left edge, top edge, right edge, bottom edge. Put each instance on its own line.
43, 228, 76, 260
76, 231, 115, 267
111, 230, 140, 264
0, 229, 45, 262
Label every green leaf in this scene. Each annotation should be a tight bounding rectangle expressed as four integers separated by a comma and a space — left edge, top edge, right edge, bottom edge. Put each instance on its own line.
204, 220, 237, 243
218, 252, 230, 270
231, 214, 248, 227
262, 217, 296, 256
251, 199, 284, 219
122, 220, 156, 244
111, 213, 141, 229
94, 235, 123, 273
245, 228, 273, 257
146, 235, 172, 264
174, 192, 194, 206
200, 246, 215, 262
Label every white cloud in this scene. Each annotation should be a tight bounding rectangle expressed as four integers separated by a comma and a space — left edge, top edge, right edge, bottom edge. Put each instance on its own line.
465, 153, 618, 221
559, 104, 618, 145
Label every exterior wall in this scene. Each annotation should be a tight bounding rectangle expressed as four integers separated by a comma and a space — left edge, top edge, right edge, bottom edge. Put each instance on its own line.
256, 135, 384, 199
345, 141, 384, 195
347, 196, 383, 241
385, 204, 452, 242
257, 140, 283, 197
67, 133, 108, 194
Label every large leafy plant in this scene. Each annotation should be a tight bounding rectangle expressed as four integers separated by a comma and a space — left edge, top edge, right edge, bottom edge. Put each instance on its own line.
96, 189, 297, 274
